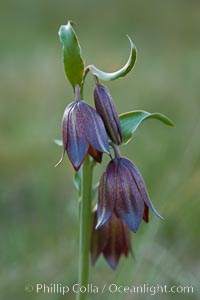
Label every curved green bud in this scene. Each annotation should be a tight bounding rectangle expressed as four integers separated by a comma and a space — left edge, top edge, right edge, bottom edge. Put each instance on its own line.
58, 21, 85, 89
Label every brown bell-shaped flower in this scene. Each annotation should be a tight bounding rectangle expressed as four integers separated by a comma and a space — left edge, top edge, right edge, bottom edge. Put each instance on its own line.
96, 155, 163, 233
61, 100, 110, 171
90, 208, 132, 270
94, 83, 122, 145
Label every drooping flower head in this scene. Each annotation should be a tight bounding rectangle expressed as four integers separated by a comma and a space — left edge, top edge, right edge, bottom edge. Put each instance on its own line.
96, 144, 163, 232
94, 83, 122, 145
61, 85, 110, 171
90, 208, 132, 270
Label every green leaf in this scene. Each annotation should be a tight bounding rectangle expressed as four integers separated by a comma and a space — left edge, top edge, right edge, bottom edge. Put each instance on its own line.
119, 110, 174, 144
88, 35, 136, 81
73, 167, 82, 196
54, 139, 63, 146
58, 21, 84, 89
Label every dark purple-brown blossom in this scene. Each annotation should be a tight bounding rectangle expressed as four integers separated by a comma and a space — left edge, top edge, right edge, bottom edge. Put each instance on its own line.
94, 83, 122, 145
62, 100, 110, 171
90, 209, 132, 270
96, 156, 163, 232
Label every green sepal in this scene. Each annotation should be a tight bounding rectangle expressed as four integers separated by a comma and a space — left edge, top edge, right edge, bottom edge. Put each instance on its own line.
119, 110, 174, 144
58, 21, 85, 89
88, 35, 136, 81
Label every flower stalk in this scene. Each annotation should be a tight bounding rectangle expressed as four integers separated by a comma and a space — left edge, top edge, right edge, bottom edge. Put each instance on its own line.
77, 155, 93, 300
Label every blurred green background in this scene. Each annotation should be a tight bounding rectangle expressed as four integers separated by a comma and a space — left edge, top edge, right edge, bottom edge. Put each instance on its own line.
1, 0, 200, 299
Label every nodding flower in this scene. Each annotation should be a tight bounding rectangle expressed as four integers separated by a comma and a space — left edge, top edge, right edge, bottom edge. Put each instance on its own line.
90, 208, 132, 270
96, 143, 163, 233
94, 83, 122, 145
59, 85, 110, 171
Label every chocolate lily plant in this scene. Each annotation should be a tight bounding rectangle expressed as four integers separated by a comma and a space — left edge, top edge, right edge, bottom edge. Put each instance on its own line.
55, 21, 174, 300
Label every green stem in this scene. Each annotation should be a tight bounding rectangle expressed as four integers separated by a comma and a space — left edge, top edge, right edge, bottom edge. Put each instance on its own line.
77, 155, 93, 300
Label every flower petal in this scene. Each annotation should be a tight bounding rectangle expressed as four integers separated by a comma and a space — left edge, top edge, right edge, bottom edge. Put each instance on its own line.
96, 160, 116, 229
62, 102, 75, 149
78, 101, 110, 154
123, 158, 164, 220
143, 203, 149, 223
66, 102, 89, 171
103, 214, 126, 270
90, 210, 109, 265
121, 220, 133, 257
88, 145, 103, 163
115, 158, 144, 232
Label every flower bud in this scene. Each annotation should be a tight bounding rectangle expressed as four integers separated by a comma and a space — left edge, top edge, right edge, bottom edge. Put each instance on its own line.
94, 83, 122, 145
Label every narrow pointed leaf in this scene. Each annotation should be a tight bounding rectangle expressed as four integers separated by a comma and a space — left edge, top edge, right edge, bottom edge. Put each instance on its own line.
88, 36, 136, 81
58, 21, 84, 89
119, 110, 174, 144
54, 139, 63, 146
